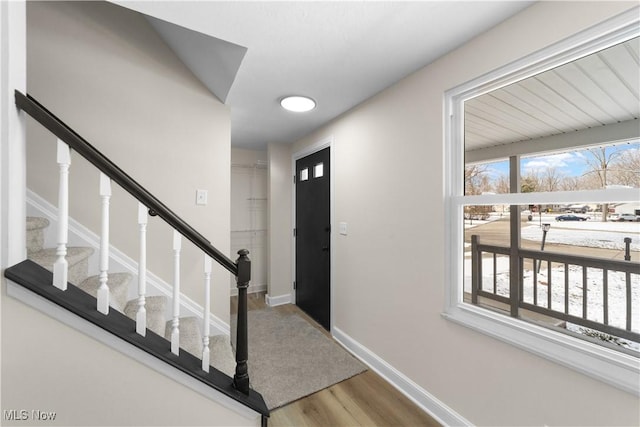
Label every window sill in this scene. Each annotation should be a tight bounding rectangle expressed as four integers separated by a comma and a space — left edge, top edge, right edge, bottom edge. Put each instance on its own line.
442, 302, 640, 396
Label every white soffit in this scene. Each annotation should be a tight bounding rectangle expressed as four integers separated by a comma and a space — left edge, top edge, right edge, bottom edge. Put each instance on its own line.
145, 16, 247, 104
465, 37, 640, 157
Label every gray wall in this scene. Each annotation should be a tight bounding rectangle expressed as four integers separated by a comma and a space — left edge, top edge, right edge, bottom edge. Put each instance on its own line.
279, 1, 640, 425
1, 297, 257, 426
267, 143, 293, 301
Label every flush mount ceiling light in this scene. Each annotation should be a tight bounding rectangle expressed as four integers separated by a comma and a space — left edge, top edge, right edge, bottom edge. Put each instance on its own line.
280, 95, 316, 112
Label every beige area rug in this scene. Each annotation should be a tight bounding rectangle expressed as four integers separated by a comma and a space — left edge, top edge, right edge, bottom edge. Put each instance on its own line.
234, 308, 366, 409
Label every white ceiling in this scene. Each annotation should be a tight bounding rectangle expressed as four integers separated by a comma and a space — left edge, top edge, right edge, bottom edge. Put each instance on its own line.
115, 1, 534, 150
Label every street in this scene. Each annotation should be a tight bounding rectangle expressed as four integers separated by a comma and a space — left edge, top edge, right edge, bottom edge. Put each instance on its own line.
465, 216, 640, 262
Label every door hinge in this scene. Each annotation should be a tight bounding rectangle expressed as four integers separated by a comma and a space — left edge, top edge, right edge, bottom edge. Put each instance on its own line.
293, 281, 297, 290
293, 174, 296, 184
293, 228, 297, 237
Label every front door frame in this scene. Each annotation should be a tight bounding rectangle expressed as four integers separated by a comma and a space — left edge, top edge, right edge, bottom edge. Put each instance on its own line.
291, 136, 334, 333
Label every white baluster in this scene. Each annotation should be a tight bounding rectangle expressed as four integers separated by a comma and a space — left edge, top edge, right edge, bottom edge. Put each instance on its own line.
53, 140, 71, 290
97, 173, 111, 314
202, 254, 212, 372
171, 230, 181, 355
136, 203, 148, 336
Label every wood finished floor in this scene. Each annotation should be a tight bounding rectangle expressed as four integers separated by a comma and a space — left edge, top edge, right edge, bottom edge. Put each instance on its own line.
231, 293, 441, 427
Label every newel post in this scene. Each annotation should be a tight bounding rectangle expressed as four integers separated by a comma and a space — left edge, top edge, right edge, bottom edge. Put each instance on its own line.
234, 249, 251, 395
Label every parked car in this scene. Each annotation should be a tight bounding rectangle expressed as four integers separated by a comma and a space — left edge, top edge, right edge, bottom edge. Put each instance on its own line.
555, 214, 588, 221
616, 214, 640, 222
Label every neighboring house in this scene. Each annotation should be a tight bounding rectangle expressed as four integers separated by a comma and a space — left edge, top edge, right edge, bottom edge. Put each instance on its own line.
615, 202, 640, 216
1, 2, 639, 427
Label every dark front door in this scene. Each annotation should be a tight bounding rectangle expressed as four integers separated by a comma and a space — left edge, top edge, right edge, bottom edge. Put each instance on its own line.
295, 147, 330, 330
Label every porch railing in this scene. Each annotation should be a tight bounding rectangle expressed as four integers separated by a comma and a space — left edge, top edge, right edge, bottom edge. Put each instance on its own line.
471, 234, 640, 343
14, 90, 253, 395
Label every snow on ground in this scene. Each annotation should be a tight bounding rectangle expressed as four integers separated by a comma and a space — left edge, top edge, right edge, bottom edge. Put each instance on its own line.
463, 256, 640, 351
464, 215, 502, 229
463, 213, 640, 350
542, 217, 640, 233
521, 225, 640, 251
465, 214, 640, 251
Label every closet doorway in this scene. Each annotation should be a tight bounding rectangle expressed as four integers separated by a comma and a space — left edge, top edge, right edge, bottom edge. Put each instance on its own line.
231, 151, 268, 294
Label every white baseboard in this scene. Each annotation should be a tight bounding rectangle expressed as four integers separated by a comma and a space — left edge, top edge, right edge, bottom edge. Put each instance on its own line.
332, 326, 473, 427
230, 283, 267, 297
26, 189, 230, 337
265, 293, 291, 307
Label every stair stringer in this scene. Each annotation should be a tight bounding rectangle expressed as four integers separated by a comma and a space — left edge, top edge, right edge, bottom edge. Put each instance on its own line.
26, 188, 230, 337
6, 279, 260, 421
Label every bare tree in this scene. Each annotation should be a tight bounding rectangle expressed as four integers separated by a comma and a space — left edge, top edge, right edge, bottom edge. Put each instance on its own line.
541, 166, 564, 192
582, 147, 621, 186
464, 164, 491, 195
559, 175, 581, 191
581, 147, 621, 220
577, 172, 605, 190
493, 174, 510, 194
610, 148, 640, 188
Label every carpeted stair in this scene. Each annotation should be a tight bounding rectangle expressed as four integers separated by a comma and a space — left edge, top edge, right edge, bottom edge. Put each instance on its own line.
26, 216, 235, 368
79, 272, 131, 312
164, 316, 203, 357
28, 245, 94, 286
124, 295, 168, 337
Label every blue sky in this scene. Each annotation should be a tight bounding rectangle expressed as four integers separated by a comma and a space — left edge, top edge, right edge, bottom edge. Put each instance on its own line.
482, 141, 640, 179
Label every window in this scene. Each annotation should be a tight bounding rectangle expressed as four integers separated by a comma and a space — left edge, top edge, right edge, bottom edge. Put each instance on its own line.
314, 163, 324, 178
444, 10, 639, 395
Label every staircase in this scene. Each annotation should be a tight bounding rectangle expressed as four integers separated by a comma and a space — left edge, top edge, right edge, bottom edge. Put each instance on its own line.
5, 91, 269, 423
27, 216, 236, 370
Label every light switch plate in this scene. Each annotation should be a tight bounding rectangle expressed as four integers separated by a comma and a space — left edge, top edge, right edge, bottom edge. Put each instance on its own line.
196, 189, 208, 206
339, 222, 347, 235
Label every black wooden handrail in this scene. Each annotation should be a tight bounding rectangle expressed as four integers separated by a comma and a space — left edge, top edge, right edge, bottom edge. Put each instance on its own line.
15, 90, 237, 276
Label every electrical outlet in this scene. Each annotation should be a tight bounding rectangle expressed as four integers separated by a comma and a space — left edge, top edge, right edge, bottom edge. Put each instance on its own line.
196, 189, 208, 206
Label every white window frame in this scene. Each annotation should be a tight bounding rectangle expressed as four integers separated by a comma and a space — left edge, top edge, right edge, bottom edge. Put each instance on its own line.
443, 8, 640, 396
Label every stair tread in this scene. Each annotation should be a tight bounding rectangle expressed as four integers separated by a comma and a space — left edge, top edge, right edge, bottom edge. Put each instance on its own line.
26, 216, 50, 231
209, 334, 235, 377
166, 316, 202, 337
28, 246, 94, 268
124, 295, 168, 337
79, 272, 132, 312
124, 295, 167, 312
26, 217, 50, 255
165, 316, 203, 357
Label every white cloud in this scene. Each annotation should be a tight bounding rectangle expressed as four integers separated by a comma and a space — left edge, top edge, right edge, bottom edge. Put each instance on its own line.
523, 152, 578, 172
